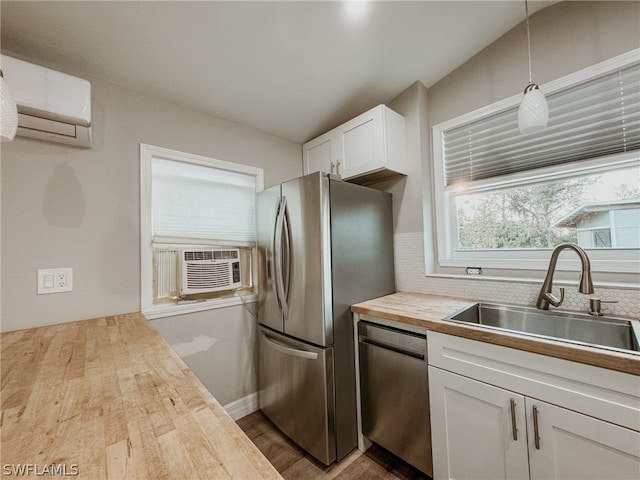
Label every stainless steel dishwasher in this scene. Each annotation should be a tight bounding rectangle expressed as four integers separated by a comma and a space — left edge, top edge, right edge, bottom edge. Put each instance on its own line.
358, 320, 432, 476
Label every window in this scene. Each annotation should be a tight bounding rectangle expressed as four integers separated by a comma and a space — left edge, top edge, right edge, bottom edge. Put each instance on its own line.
140, 144, 264, 318
591, 229, 612, 248
454, 167, 639, 251
432, 49, 640, 281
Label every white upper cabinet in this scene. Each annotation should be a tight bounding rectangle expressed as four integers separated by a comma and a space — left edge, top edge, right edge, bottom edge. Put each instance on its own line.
303, 105, 407, 184
303, 131, 336, 178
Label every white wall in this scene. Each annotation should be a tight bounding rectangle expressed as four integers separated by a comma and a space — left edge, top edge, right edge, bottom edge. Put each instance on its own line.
150, 305, 259, 407
1, 72, 301, 404
1, 76, 301, 330
428, 1, 640, 126
389, 1, 640, 317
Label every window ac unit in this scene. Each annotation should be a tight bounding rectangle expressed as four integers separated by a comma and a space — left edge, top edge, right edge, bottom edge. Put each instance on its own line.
179, 249, 242, 296
1, 54, 92, 147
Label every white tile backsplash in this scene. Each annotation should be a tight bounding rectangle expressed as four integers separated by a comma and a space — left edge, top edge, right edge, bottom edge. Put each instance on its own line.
394, 232, 640, 318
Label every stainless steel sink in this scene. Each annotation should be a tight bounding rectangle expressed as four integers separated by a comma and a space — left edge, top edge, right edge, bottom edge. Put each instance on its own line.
444, 302, 640, 353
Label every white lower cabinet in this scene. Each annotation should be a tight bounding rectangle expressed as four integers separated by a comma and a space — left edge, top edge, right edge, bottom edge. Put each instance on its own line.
428, 332, 640, 480
430, 367, 640, 480
529, 398, 640, 480
429, 367, 529, 480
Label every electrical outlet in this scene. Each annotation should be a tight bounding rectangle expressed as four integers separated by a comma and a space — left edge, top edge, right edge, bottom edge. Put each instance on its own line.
466, 267, 483, 275
37, 268, 73, 294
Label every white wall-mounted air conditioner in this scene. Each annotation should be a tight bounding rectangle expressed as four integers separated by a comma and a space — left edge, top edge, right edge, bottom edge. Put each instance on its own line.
179, 249, 242, 296
0, 54, 92, 147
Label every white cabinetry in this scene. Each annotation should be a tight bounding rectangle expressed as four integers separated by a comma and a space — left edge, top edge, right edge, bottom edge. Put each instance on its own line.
303, 131, 336, 179
529, 397, 640, 480
428, 332, 640, 480
429, 367, 529, 479
303, 105, 406, 184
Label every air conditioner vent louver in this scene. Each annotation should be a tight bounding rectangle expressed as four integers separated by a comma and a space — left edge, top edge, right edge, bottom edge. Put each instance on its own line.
183, 250, 239, 261
179, 249, 241, 295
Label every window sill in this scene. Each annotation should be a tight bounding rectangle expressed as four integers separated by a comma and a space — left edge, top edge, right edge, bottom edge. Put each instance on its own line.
437, 253, 640, 274
143, 293, 258, 319
425, 272, 640, 291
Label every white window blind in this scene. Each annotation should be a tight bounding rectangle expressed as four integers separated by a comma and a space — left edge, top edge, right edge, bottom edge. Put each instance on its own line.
152, 157, 257, 245
443, 61, 640, 186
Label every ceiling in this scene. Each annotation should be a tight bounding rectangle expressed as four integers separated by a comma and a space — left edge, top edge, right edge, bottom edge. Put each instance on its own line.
0, 1, 554, 144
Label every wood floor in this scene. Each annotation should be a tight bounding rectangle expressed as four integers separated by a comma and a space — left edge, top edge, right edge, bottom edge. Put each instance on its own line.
236, 411, 431, 480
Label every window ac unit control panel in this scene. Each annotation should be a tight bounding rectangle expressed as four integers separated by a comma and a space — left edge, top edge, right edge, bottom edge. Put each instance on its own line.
179, 249, 241, 296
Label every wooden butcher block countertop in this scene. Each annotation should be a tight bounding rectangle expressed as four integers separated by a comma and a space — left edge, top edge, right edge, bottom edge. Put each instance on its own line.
352, 292, 640, 376
0, 313, 282, 480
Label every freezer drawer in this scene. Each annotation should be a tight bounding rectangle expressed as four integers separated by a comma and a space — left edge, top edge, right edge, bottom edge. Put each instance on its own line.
258, 326, 336, 465
358, 321, 432, 476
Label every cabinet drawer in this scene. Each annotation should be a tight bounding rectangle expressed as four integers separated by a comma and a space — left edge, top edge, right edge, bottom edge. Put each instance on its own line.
428, 331, 640, 430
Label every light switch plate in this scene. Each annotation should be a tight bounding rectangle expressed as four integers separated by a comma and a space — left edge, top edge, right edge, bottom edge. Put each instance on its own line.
37, 268, 73, 294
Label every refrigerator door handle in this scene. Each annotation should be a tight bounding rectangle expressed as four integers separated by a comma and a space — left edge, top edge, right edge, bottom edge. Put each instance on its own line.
281, 199, 292, 309
270, 197, 283, 315
261, 331, 319, 360
273, 196, 289, 320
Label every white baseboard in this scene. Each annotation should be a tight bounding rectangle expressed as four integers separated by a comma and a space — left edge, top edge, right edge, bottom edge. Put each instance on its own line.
224, 392, 259, 421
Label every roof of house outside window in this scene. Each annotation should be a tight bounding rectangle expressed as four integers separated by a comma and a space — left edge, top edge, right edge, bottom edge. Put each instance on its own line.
553, 199, 640, 227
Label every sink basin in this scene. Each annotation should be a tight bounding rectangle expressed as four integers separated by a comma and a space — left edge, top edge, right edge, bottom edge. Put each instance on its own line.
444, 302, 640, 354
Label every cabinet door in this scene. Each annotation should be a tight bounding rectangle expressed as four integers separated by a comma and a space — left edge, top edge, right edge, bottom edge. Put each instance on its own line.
527, 398, 640, 480
338, 106, 384, 180
303, 132, 336, 176
429, 367, 530, 480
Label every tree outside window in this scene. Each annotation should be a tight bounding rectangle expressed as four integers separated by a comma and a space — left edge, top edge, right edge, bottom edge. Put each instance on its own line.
455, 167, 640, 251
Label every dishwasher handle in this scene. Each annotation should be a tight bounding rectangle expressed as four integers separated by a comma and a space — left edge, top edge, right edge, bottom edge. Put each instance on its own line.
358, 335, 425, 360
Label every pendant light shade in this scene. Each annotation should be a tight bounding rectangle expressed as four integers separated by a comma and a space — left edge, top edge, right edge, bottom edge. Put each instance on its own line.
518, 0, 548, 135
518, 83, 549, 134
0, 69, 18, 142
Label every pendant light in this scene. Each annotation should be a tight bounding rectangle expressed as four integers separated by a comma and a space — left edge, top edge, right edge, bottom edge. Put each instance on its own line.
0, 68, 18, 142
517, 0, 548, 135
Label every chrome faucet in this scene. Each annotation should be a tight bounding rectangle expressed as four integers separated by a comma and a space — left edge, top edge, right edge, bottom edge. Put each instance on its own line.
536, 243, 594, 310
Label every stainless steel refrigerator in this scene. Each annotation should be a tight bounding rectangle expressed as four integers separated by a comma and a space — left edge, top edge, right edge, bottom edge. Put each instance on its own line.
256, 172, 395, 465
